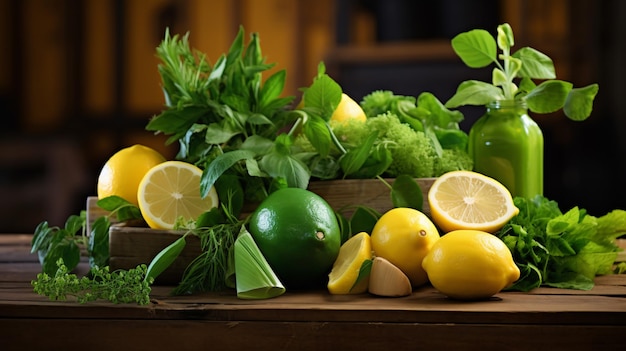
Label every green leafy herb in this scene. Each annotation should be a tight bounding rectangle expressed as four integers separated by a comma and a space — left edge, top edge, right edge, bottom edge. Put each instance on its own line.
145, 235, 187, 283
445, 23, 599, 121
149, 27, 298, 202
170, 222, 240, 295
497, 195, 626, 291
32, 259, 151, 305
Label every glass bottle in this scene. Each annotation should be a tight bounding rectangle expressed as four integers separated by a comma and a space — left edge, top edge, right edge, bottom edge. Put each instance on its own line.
469, 100, 543, 198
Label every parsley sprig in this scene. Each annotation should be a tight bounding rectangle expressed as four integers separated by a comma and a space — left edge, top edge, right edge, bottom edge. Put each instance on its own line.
32, 259, 152, 305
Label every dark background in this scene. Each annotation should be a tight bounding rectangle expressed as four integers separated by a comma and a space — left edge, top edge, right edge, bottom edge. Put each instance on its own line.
1, 0, 625, 233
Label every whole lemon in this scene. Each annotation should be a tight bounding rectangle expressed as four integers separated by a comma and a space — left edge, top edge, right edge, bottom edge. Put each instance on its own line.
330, 93, 367, 124
97, 145, 166, 206
370, 208, 440, 287
422, 230, 521, 300
248, 188, 341, 289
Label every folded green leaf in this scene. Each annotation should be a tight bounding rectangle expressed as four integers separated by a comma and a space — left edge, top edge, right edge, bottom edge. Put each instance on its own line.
233, 229, 285, 299
563, 84, 599, 121
145, 235, 187, 283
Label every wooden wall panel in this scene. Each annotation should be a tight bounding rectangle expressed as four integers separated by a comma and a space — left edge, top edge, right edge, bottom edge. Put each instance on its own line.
21, 0, 69, 131
186, 0, 238, 63
123, 0, 173, 114
240, 0, 300, 96
83, 0, 115, 115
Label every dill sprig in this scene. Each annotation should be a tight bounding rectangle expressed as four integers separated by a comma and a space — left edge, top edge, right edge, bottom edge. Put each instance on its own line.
170, 222, 240, 296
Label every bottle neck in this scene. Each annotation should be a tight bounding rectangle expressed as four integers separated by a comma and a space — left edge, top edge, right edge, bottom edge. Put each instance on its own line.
486, 100, 528, 114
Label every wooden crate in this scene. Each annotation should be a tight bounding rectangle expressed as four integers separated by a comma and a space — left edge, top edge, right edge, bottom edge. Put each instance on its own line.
88, 178, 436, 284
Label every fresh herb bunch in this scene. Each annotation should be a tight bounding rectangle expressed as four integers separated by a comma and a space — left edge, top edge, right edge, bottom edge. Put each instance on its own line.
147, 27, 302, 203
32, 259, 151, 305
31, 195, 143, 275
445, 23, 599, 121
497, 195, 626, 291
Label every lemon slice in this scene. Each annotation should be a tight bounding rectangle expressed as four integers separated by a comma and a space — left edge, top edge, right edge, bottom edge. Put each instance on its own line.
327, 232, 372, 294
428, 170, 519, 233
137, 161, 219, 229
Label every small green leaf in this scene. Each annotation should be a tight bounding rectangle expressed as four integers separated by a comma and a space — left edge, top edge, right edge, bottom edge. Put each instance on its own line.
445, 80, 504, 108
88, 216, 111, 269
201, 150, 257, 197
563, 84, 599, 121
492, 68, 508, 87
259, 151, 311, 189
496, 23, 514, 50
205, 120, 241, 144
259, 69, 287, 108
451, 29, 497, 68
391, 175, 423, 210
350, 259, 372, 292
339, 132, 377, 177
145, 235, 187, 283
303, 115, 332, 157
146, 106, 208, 134
349, 206, 381, 237
513, 47, 556, 79
31, 221, 53, 253
304, 74, 342, 120
525, 80, 572, 114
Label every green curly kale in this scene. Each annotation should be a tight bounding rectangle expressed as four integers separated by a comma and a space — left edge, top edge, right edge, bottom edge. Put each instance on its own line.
331, 112, 471, 178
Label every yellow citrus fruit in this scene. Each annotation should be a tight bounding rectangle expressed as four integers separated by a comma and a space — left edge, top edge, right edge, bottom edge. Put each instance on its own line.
97, 144, 166, 205
330, 93, 367, 124
370, 208, 440, 287
327, 232, 373, 294
422, 229, 521, 300
428, 170, 519, 233
137, 161, 219, 229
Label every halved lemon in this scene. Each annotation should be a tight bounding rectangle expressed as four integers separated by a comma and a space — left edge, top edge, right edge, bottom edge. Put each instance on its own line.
137, 161, 219, 229
327, 232, 372, 294
428, 170, 519, 233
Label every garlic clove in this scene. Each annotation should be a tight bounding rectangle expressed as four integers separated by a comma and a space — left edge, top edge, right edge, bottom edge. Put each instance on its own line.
368, 256, 412, 297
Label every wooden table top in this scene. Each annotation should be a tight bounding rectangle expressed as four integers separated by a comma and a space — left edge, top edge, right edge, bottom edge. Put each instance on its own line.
1, 233, 625, 351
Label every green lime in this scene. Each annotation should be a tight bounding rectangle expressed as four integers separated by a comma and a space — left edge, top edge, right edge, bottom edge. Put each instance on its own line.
248, 187, 341, 289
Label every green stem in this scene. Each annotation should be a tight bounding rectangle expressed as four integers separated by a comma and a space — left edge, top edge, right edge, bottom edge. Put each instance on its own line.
326, 122, 347, 155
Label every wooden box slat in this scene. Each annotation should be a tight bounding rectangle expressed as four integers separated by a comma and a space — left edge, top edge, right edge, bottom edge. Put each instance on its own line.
108, 226, 202, 285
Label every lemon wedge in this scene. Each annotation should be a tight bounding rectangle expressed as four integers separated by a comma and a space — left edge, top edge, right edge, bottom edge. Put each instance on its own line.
137, 161, 219, 229
428, 170, 519, 233
327, 232, 372, 294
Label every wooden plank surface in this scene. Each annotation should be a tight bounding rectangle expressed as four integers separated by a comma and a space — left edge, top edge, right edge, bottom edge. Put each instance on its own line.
2, 234, 626, 351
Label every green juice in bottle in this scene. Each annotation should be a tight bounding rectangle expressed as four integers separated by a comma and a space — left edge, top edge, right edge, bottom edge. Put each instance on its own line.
469, 100, 544, 198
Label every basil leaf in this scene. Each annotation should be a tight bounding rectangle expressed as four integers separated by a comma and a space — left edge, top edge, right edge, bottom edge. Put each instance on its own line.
259, 69, 287, 109
391, 175, 423, 210
145, 235, 187, 283
563, 84, 599, 121
304, 74, 342, 120
303, 115, 332, 158
525, 80, 572, 114
339, 132, 377, 177
88, 216, 111, 269
201, 150, 257, 197
259, 151, 310, 189
349, 207, 381, 237
451, 29, 497, 68
513, 47, 556, 79
445, 80, 504, 108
